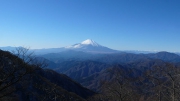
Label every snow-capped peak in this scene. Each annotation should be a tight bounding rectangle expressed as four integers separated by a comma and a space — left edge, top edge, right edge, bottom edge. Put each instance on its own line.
63, 39, 118, 53
81, 39, 99, 46
65, 39, 101, 49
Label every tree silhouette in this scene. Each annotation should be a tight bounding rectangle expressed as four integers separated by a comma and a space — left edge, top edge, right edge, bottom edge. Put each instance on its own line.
98, 65, 140, 101
144, 63, 180, 101
0, 47, 46, 100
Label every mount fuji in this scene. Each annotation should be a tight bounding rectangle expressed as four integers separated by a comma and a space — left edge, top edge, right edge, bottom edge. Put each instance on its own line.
64, 39, 118, 53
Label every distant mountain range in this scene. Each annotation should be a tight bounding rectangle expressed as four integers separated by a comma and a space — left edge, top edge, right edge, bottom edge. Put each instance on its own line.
40, 52, 180, 92
39, 51, 180, 65
0, 39, 166, 54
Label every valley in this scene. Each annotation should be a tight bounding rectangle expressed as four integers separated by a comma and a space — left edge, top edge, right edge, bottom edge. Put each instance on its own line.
1, 40, 180, 101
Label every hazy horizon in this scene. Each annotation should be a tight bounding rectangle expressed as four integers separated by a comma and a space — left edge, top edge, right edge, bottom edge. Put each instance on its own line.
1, 0, 180, 52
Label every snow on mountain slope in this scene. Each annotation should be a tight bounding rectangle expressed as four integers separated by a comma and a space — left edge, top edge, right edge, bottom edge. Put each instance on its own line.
81, 39, 100, 46
65, 39, 118, 53
65, 39, 99, 48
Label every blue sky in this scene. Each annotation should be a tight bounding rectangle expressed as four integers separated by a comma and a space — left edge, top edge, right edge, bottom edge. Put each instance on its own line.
0, 0, 180, 52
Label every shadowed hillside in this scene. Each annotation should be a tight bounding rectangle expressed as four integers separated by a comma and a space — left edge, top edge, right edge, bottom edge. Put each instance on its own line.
0, 49, 95, 101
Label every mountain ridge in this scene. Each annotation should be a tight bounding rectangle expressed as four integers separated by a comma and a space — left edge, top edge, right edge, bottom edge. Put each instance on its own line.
1, 39, 180, 55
